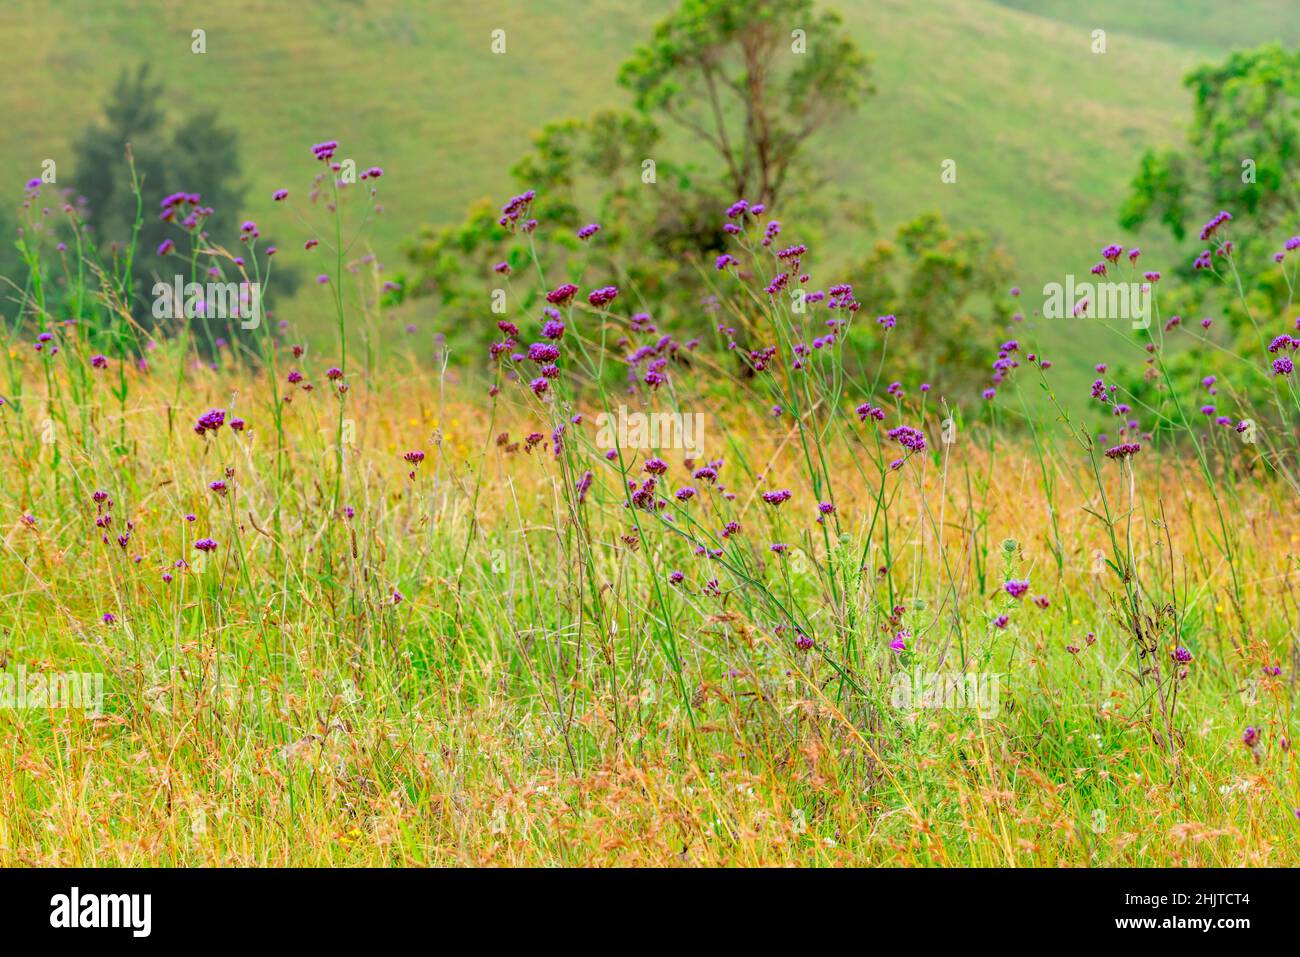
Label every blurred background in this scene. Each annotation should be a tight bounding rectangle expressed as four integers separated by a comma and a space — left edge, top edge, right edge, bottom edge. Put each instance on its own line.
2, 0, 1296, 413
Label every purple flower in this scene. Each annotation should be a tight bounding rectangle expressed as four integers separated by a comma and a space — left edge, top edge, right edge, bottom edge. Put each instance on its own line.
1104, 442, 1141, 460
194, 538, 218, 552
1199, 210, 1232, 241
546, 283, 579, 306
311, 140, 339, 162
194, 408, 226, 435
528, 343, 560, 364
577, 223, 601, 240
1004, 579, 1030, 600
761, 489, 792, 506
887, 426, 926, 452
587, 285, 619, 308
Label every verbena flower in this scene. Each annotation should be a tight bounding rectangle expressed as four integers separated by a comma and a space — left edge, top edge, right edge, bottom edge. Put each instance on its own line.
1004, 579, 1030, 599
546, 283, 579, 305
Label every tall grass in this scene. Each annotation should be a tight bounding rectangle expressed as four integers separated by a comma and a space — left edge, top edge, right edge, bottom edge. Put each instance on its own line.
0, 165, 1296, 866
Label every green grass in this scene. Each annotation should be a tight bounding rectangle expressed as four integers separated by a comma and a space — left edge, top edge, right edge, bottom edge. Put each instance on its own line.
2, 135, 1298, 865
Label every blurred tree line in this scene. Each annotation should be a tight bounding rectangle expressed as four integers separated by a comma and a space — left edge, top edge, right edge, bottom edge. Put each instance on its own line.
396, 0, 1014, 395
4, 65, 298, 355
1120, 43, 1300, 440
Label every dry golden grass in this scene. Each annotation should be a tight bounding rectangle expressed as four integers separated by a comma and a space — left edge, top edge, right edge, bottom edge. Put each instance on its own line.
1, 349, 1297, 866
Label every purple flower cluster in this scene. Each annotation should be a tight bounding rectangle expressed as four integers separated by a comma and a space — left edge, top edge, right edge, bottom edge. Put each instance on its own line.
587, 285, 619, 308
546, 283, 579, 306
499, 189, 536, 231
311, 140, 339, 162
1199, 210, 1232, 242
194, 409, 226, 436
887, 426, 926, 452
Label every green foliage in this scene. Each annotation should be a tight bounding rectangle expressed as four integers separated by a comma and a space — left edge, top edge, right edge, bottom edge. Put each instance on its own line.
849, 211, 1014, 388
1119, 44, 1300, 436
71, 65, 251, 331
618, 0, 872, 204
403, 0, 881, 370
1123, 45, 1300, 241
1119, 149, 1194, 241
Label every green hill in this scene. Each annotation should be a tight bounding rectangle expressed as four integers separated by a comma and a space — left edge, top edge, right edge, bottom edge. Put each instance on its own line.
0, 0, 1287, 392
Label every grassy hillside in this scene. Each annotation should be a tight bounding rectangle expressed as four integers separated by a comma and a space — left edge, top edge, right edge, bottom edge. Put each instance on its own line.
992, 0, 1300, 52
0, 0, 1287, 390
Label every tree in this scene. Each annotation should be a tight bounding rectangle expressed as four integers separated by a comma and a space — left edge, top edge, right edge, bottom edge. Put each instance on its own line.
71, 65, 257, 345
1119, 44, 1300, 423
1121, 44, 1300, 240
402, 0, 875, 362
618, 0, 872, 207
849, 211, 1014, 390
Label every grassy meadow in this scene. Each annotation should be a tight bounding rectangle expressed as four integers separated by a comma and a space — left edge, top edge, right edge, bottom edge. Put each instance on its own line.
1, 1, 1299, 870
2, 177, 1299, 865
